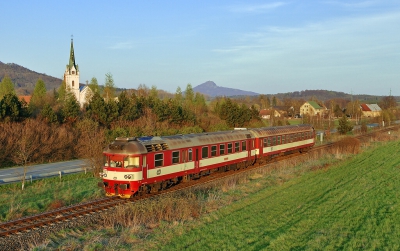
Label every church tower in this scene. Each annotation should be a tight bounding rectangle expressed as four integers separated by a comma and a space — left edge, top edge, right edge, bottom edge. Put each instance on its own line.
64, 38, 80, 102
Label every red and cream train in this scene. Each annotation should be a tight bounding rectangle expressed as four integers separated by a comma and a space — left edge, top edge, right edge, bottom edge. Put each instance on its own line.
99, 124, 315, 198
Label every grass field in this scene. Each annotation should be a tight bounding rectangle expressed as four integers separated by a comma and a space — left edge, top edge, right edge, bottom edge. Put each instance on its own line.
0, 173, 103, 221
151, 140, 400, 250
29, 132, 400, 250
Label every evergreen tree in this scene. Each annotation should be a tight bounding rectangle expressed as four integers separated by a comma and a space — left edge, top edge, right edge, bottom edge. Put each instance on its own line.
41, 103, 58, 124
30, 78, 47, 114
0, 93, 25, 121
184, 83, 194, 107
103, 72, 115, 102
57, 80, 67, 104
0, 75, 16, 100
272, 96, 277, 107
337, 115, 353, 134
86, 77, 100, 102
62, 92, 80, 123
174, 86, 183, 105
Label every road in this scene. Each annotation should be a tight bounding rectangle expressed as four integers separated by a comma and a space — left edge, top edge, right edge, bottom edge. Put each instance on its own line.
0, 159, 88, 185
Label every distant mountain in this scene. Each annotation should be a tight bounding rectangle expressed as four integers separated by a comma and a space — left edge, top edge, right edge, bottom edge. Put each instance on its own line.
0, 62, 62, 95
193, 81, 259, 97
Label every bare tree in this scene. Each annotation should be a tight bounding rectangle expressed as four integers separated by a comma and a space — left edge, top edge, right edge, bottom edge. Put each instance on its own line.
10, 122, 41, 190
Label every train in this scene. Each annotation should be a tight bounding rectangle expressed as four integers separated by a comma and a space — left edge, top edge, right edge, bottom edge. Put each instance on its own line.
98, 124, 315, 198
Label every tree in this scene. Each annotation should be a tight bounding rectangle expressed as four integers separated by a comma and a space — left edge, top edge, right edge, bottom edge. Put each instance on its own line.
337, 115, 353, 135
103, 72, 115, 102
272, 96, 277, 107
174, 86, 183, 105
41, 104, 59, 124
0, 93, 27, 122
57, 80, 67, 104
62, 92, 80, 123
30, 78, 47, 115
184, 83, 194, 107
0, 75, 16, 99
86, 77, 100, 102
380, 96, 397, 110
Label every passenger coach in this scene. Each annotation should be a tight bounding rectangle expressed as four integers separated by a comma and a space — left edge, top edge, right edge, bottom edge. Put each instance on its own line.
99, 124, 315, 198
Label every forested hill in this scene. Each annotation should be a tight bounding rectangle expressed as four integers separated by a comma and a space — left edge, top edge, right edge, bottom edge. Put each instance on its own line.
0, 62, 61, 95
273, 90, 385, 102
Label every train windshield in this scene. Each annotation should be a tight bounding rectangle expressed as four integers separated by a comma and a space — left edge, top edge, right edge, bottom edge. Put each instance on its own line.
124, 156, 140, 168
104, 155, 141, 168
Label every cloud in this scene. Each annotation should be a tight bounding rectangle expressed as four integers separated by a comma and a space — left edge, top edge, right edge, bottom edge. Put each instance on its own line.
109, 42, 134, 50
210, 9, 400, 83
228, 2, 287, 13
322, 0, 378, 9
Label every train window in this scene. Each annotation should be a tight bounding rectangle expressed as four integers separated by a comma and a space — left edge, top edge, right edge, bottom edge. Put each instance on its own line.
227, 143, 233, 153
277, 136, 281, 144
211, 145, 217, 157
242, 141, 246, 151
110, 160, 122, 167
172, 151, 180, 164
124, 156, 140, 168
272, 136, 276, 146
155, 153, 163, 167
188, 149, 193, 161
290, 134, 293, 142
268, 137, 271, 146
235, 142, 240, 152
104, 156, 109, 167
202, 146, 209, 159
263, 138, 267, 147
282, 135, 286, 144
220, 144, 225, 155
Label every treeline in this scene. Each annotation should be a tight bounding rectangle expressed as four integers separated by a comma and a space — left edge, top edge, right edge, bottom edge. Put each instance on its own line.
0, 74, 262, 168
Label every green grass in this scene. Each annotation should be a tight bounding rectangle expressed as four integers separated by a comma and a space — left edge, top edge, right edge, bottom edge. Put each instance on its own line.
151, 140, 400, 250
0, 173, 103, 221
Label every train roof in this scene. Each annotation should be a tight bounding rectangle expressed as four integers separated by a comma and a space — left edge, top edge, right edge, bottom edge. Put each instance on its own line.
103, 124, 314, 155
137, 130, 252, 152
248, 124, 314, 138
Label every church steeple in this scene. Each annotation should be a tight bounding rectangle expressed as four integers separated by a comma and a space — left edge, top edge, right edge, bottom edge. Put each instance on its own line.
67, 38, 78, 72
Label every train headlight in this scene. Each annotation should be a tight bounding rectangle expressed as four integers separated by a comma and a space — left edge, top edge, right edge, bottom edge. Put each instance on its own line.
128, 175, 132, 179
103, 173, 107, 178
124, 175, 128, 179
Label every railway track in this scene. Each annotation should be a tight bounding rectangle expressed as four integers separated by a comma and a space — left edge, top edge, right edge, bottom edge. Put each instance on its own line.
0, 125, 398, 241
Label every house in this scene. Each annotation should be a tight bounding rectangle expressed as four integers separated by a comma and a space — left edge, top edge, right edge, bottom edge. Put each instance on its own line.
259, 109, 282, 119
18, 95, 31, 104
360, 104, 381, 117
300, 101, 325, 116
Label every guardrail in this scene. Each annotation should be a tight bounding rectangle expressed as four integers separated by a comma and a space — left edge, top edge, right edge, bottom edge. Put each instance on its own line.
0, 167, 89, 185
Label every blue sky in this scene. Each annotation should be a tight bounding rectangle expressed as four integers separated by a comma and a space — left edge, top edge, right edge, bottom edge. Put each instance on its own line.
1, 0, 399, 96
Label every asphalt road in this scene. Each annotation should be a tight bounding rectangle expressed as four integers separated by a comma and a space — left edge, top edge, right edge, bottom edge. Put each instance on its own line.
0, 159, 88, 184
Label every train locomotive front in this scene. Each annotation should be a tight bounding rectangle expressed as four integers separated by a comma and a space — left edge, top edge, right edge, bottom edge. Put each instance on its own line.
99, 137, 147, 198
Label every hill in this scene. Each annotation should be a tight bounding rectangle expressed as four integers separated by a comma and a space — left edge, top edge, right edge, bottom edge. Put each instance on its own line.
0, 62, 62, 95
193, 81, 259, 97
193, 81, 389, 101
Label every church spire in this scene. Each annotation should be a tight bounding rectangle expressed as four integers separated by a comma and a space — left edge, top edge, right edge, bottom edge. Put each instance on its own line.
69, 38, 76, 69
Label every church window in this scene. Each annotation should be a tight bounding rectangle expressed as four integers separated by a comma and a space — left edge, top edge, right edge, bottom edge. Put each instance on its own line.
72, 80, 74, 87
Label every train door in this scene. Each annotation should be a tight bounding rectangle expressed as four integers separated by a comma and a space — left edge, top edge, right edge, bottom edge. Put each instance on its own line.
195, 148, 199, 169
142, 155, 147, 180
182, 149, 187, 171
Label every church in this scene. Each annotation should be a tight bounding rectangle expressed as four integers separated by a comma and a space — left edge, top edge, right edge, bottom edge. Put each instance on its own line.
63, 39, 91, 107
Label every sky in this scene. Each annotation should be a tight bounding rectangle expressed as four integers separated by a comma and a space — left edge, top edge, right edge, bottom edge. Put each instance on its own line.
1, 0, 399, 96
